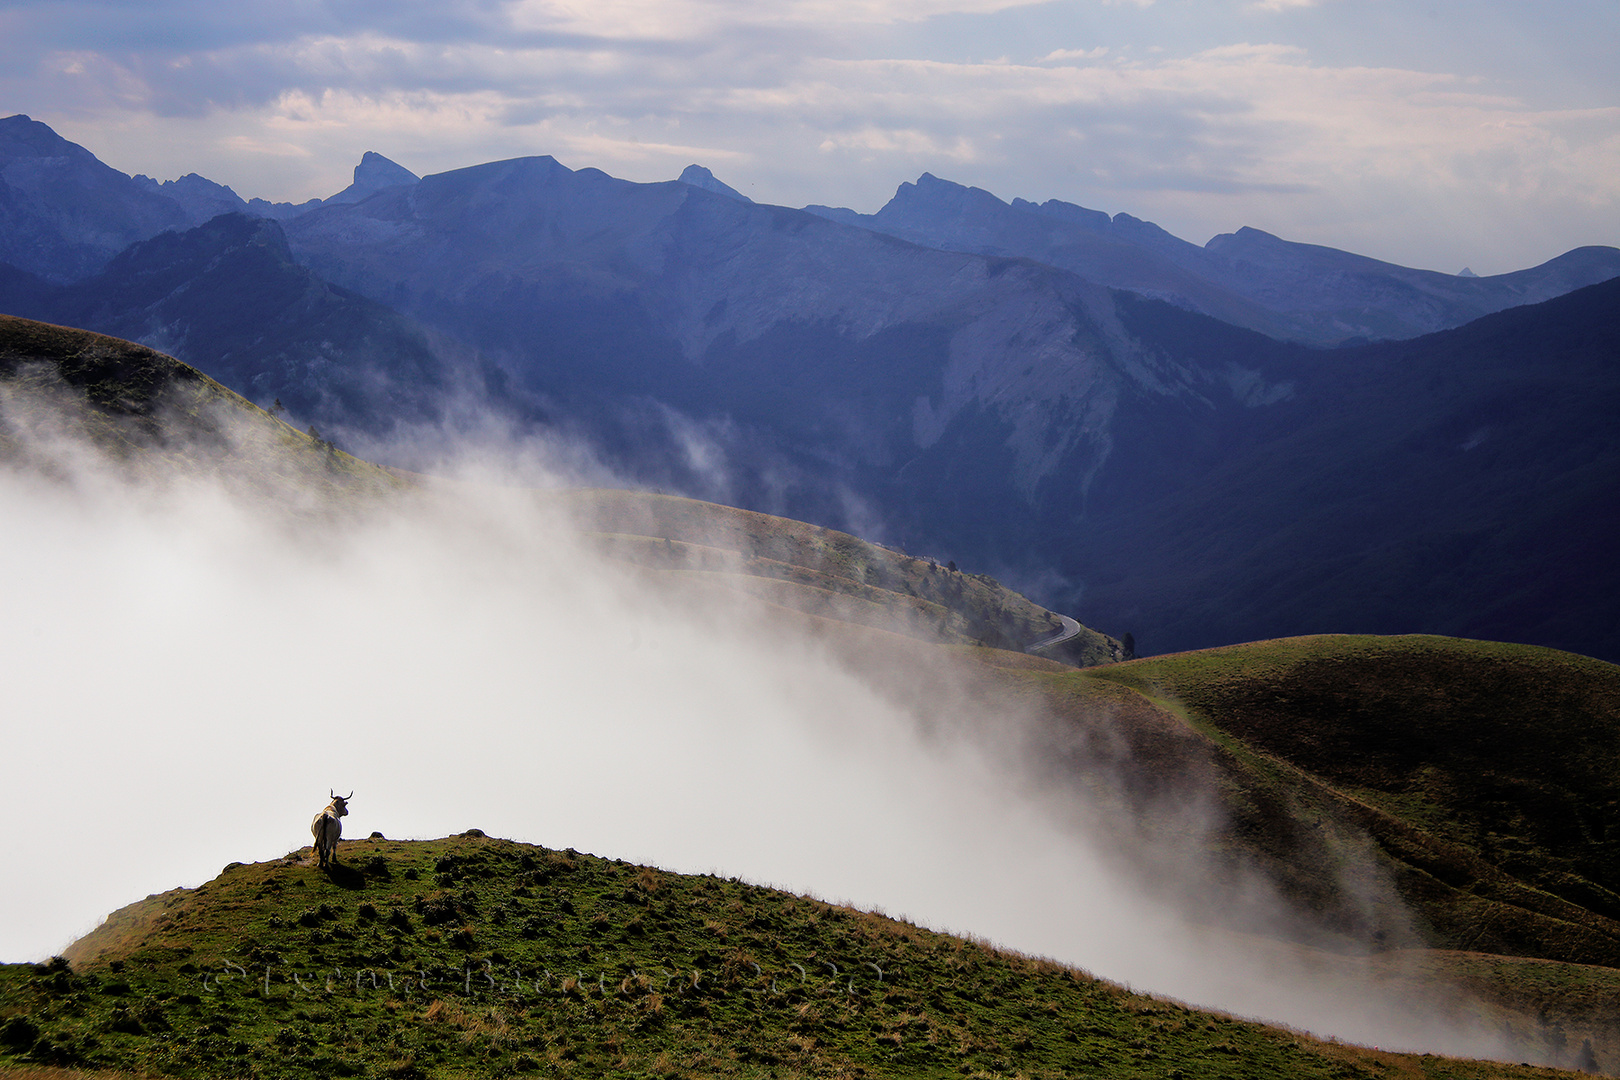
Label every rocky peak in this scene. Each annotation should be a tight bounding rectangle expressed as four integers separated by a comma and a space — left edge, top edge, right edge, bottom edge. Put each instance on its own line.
327, 151, 420, 204
678, 164, 751, 203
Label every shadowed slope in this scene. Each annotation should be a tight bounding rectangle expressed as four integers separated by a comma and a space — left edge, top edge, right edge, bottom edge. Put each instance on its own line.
0, 313, 401, 499
1083, 636, 1620, 966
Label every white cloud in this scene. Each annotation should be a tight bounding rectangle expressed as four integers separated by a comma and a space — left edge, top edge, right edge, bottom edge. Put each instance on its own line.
505, 0, 1051, 39
0, 388, 1525, 1062
817, 125, 981, 160
1039, 46, 1110, 62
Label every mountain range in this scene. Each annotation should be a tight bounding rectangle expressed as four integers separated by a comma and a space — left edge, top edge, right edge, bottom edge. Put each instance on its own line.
2, 112, 1616, 663
807, 172, 1620, 346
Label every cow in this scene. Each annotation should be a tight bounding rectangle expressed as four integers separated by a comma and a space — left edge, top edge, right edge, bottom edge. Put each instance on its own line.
311, 791, 352, 868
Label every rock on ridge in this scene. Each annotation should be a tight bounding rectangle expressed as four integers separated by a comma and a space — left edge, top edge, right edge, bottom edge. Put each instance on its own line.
327, 151, 421, 205
678, 164, 751, 203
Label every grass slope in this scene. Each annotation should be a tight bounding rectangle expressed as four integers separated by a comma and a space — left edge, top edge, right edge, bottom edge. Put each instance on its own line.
559, 488, 1122, 666
991, 634, 1620, 1068
0, 313, 400, 499
0, 836, 1565, 1080
1082, 635, 1620, 962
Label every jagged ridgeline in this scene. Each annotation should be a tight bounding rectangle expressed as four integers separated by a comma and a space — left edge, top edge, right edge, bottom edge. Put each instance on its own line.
0, 836, 1555, 1080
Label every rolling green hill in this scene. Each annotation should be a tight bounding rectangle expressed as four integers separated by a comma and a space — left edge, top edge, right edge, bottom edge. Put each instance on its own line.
0, 313, 401, 500
0, 835, 1569, 1080
985, 635, 1620, 1069
1078, 635, 1620, 966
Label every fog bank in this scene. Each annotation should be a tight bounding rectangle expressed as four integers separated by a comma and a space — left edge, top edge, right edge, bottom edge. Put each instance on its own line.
0, 406, 1523, 1063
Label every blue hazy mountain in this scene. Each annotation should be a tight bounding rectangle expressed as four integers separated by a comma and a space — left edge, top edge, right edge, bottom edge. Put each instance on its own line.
678, 164, 751, 203
0, 212, 470, 438
325, 150, 421, 206
0, 114, 191, 282
134, 149, 418, 220
806, 172, 1620, 345
2, 118, 1617, 662
0, 114, 415, 273
281, 154, 1165, 521
277, 154, 1619, 661
1031, 280, 1620, 662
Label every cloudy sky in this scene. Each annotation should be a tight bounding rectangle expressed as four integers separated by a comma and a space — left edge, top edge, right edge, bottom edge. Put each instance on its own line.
2, 1, 1617, 274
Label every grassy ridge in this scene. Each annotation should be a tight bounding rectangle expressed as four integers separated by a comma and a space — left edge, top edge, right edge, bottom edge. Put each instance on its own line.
996, 635, 1620, 1069
559, 488, 1123, 666
0, 313, 401, 498
0, 836, 1563, 1080
1080, 635, 1620, 964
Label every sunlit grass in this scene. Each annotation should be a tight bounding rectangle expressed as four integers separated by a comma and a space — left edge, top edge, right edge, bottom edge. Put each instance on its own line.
0, 836, 1570, 1079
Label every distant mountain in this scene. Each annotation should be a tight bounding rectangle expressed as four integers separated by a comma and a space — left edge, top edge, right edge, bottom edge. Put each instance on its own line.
807, 172, 1620, 345
678, 163, 751, 203
325, 150, 420, 206
265, 154, 1617, 663
130, 171, 257, 226
1056, 279, 1620, 661
0, 213, 472, 440
10, 111, 1611, 345
809, 173, 1297, 339
282, 153, 1189, 524
3, 119, 1617, 662
0, 114, 191, 282
0, 114, 413, 274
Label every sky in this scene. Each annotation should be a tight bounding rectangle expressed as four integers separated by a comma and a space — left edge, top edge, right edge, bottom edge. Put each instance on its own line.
0, 0, 1616, 275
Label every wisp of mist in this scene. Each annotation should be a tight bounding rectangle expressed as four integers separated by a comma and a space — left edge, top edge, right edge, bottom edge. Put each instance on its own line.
0, 406, 1517, 1063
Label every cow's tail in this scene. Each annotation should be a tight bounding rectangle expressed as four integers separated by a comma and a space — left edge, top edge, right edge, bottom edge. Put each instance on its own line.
313, 814, 336, 866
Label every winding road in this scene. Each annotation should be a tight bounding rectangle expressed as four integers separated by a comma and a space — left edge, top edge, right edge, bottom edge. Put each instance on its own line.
1024, 614, 1083, 654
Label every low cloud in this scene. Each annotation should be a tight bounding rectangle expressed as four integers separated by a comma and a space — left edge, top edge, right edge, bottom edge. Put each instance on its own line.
1039, 46, 1110, 62
0, 375, 1536, 1064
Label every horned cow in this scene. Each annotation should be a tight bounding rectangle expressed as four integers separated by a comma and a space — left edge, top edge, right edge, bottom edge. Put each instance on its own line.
311, 791, 351, 868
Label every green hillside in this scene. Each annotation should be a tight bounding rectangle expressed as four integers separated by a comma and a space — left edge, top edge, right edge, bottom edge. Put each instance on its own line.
987, 635, 1620, 1068
0, 835, 1561, 1080
0, 313, 400, 499
560, 488, 1123, 666
1080, 635, 1620, 963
